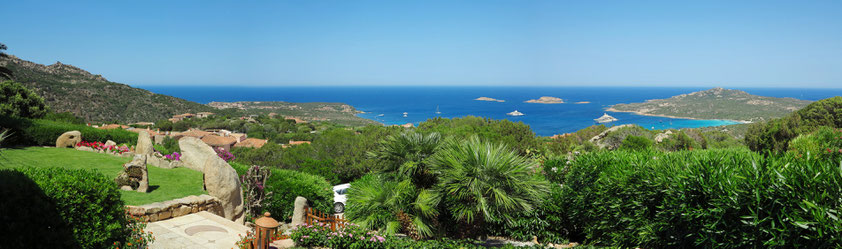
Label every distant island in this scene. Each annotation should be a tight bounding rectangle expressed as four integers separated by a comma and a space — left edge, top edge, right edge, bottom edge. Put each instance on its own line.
209, 101, 379, 126
607, 87, 811, 122
575, 101, 591, 104
475, 97, 505, 102
525, 96, 564, 104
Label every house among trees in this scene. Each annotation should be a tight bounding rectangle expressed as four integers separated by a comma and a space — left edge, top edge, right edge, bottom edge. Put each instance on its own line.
169, 113, 195, 123
282, 140, 311, 148
98, 124, 129, 130
233, 138, 268, 148
201, 134, 238, 151
197, 112, 215, 118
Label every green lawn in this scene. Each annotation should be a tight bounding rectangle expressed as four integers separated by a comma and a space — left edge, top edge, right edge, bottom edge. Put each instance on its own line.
0, 147, 206, 205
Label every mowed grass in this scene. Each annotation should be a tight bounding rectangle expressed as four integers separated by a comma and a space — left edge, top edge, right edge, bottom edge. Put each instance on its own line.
0, 147, 206, 205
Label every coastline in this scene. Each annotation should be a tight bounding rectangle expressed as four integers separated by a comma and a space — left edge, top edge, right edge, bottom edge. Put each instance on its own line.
605, 107, 752, 124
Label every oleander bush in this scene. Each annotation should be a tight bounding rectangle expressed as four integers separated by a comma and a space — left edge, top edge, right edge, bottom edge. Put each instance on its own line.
0, 167, 130, 249
231, 163, 332, 221
546, 149, 842, 248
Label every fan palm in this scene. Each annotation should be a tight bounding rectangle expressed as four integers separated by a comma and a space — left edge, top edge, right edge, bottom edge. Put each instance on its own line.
368, 132, 442, 188
430, 136, 550, 237
344, 174, 440, 238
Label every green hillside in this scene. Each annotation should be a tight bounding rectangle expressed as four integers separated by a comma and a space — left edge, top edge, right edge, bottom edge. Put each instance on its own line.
0, 54, 217, 123
608, 87, 811, 122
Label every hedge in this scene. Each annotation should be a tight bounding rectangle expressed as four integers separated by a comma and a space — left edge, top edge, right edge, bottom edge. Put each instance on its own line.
541, 149, 842, 248
0, 116, 137, 146
0, 167, 129, 249
231, 163, 333, 221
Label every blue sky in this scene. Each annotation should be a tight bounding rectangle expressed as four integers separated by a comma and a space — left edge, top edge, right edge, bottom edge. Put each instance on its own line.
2, 0, 841, 87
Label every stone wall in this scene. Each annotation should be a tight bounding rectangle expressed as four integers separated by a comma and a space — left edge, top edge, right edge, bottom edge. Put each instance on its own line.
147, 155, 185, 169
127, 195, 224, 222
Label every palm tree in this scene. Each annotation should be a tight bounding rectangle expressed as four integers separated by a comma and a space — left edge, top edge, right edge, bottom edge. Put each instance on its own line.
430, 136, 550, 238
344, 174, 440, 239
368, 132, 442, 188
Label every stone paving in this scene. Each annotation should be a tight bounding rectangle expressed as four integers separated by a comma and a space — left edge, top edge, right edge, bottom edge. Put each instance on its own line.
147, 211, 250, 249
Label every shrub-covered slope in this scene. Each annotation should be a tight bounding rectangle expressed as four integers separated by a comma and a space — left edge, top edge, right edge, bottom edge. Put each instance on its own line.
0, 54, 216, 123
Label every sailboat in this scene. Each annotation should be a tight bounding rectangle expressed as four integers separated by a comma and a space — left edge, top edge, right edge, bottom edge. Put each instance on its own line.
435, 106, 441, 114
507, 110, 525, 116
403, 112, 408, 117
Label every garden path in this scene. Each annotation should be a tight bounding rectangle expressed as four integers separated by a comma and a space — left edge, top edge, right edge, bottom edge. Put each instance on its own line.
146, 211, 249, 249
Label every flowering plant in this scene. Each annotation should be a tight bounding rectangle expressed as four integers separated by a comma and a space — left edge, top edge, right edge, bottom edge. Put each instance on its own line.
241, 165, 272, 219
235, 230, 256, 249
215, 147, 235, 162
77, 141, 130, 154
110, 212, 154, 249
289, 222, 387, 249
164, 152, 181, 161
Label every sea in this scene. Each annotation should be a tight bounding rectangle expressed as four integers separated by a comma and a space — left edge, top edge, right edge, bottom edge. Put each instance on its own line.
140, 86, 842, 137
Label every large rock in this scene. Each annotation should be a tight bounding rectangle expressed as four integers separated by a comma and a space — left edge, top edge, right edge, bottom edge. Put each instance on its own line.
115, 155, 149, 192
135, 131, 154, 155
179, 137, 244, 223
105, 140, 117, 147
55, 131, 82, 148
291, 196, 309, 227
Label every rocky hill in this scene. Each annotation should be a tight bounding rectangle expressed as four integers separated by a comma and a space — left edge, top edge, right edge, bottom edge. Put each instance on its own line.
0, 55, 217, 123
209, 101, 379, 126
608, 87, 811, 122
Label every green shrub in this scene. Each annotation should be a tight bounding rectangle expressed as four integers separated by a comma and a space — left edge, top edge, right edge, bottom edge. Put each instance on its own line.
619, 135, 653, 151
601, 125, 651, 150
788, 126, 842, 162
0, 117, 138, 146
547, 149, 842, 248
231, 163, 332, 221
746, 96, 842, 152
655, 130, 697, 151
0, 80, 48, 119
0, 167, 130, 249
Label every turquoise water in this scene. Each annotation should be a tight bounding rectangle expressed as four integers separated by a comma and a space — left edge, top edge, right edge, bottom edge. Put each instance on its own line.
141, 86, 842, 136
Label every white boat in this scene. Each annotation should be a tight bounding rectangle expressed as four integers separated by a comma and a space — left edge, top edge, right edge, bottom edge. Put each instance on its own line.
435, 106, 441, 114
377, 114, 384, 117
594, 113, 618, 123
507, 110, 525, 116
403, 112, 408, 117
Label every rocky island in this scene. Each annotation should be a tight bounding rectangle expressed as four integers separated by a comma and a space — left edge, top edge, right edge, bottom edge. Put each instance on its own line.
525, 96, 564, 104
209, 101, 378, 126
474, 97, 505, 102
608, 87, 811, 122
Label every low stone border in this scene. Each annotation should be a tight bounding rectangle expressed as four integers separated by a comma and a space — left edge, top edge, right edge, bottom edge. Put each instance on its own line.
147, 155, 184, 169
75, 146, 184, 168
127, 194, 224, 222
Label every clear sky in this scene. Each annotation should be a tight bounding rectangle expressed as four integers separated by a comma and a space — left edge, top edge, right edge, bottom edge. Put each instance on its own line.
2, 0, 841, 87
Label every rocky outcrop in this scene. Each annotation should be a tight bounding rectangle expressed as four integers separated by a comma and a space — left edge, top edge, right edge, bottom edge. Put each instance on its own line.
474, 97, 505, 102
589, 124, 634, 147
525, 96, 564, 104
135, 131, 153, 155
115, 155, 149, 192
291, 196, 309, 227
126, 194, 224, 222
55, 131, 82, 148
147, 155, 184, 169
654, 130, 674, 143
179, 137, 244, 223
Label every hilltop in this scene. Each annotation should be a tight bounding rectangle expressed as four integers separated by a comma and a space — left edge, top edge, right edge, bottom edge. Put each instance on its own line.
608, 87, 811, 122
209, 101, 379, 126
0, 54, 216, 123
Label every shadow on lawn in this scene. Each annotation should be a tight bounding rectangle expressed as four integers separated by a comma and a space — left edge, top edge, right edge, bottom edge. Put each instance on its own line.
0, 169, 82, 249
